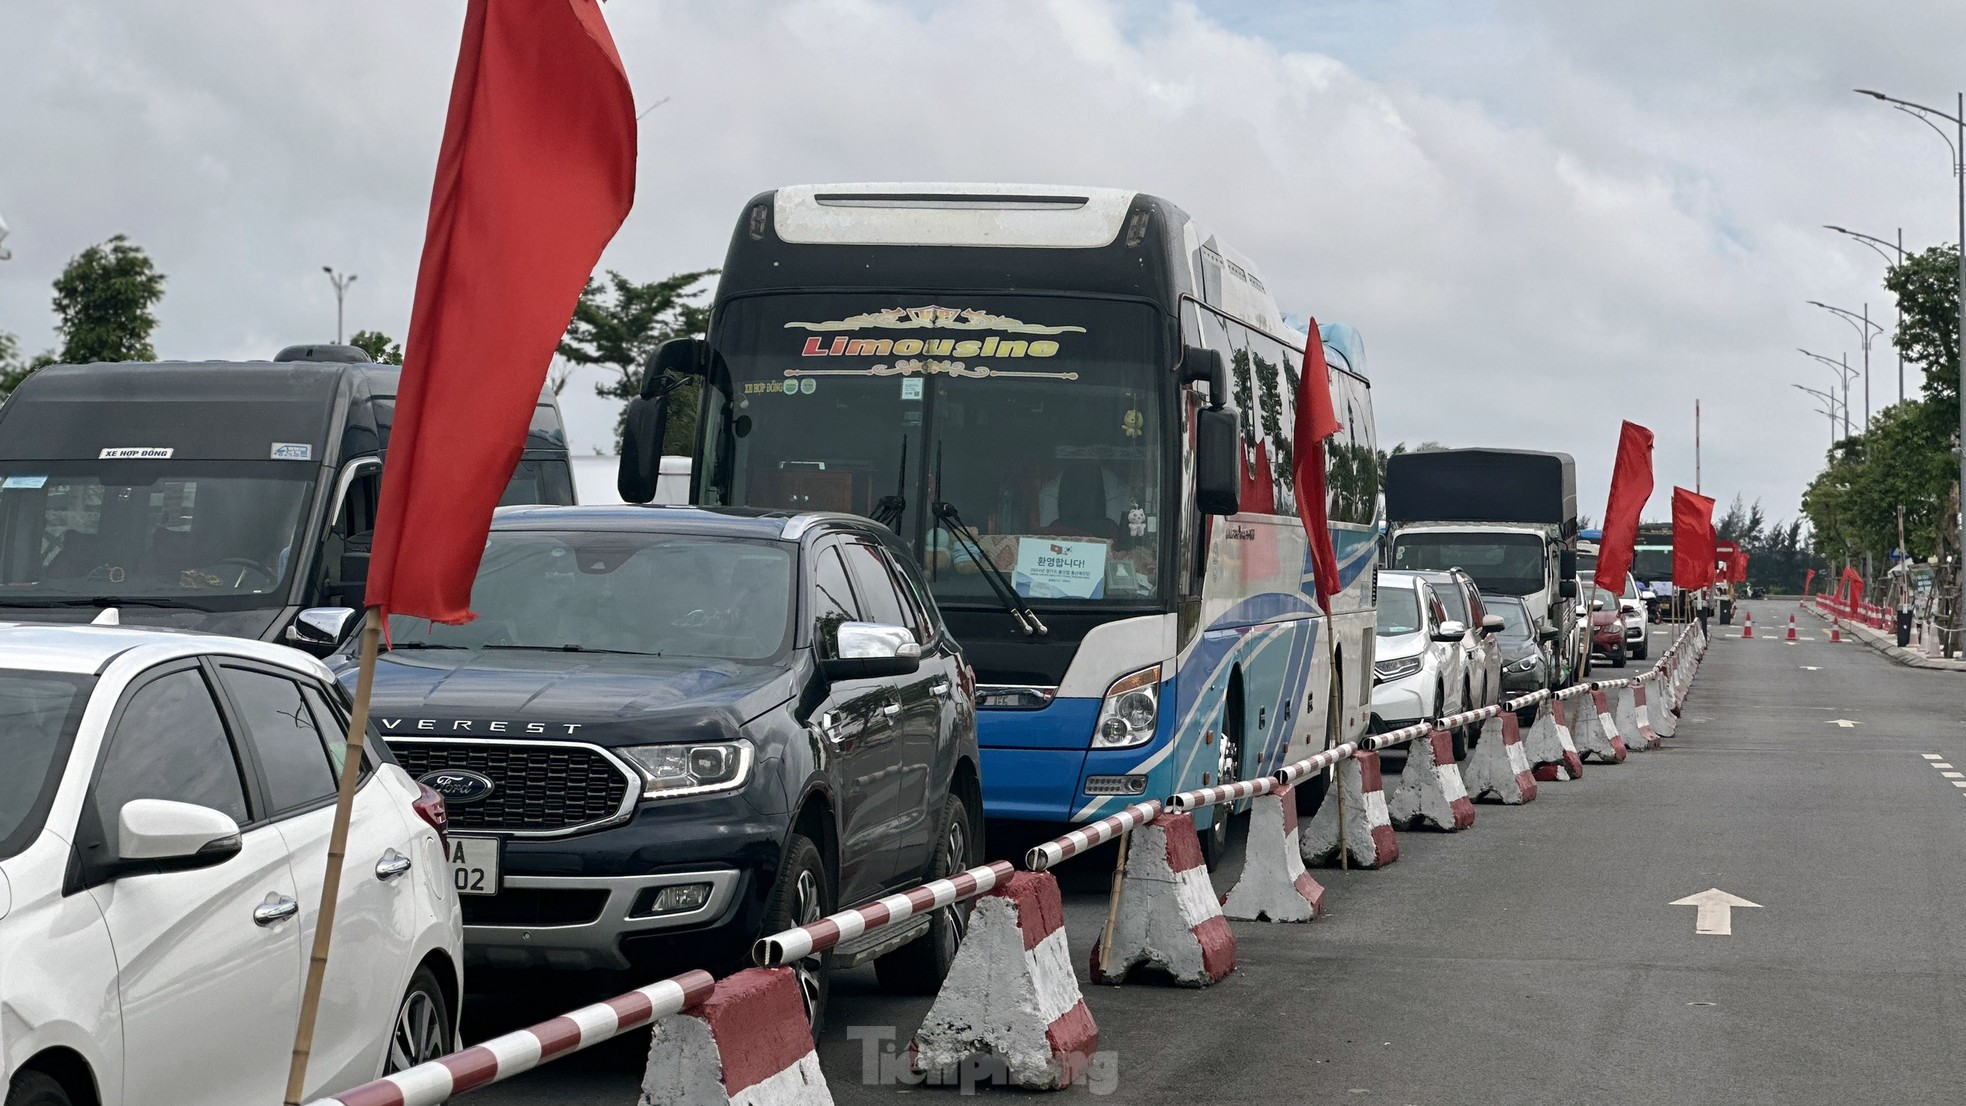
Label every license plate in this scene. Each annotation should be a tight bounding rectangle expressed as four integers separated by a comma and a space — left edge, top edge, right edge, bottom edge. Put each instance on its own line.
448, 836, 501, 897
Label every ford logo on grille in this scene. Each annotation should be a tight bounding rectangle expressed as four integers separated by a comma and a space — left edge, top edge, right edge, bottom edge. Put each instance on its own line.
418, 769, 497, 806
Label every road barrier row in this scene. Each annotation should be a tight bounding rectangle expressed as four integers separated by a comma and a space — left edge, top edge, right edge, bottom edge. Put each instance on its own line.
315, 620, 1715, 1105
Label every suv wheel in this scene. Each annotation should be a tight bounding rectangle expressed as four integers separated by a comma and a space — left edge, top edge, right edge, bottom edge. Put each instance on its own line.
5, 1073, 72, 1106
763, 834, 833, 1034
876, 796, 973, 993
387, 966, 454, 1073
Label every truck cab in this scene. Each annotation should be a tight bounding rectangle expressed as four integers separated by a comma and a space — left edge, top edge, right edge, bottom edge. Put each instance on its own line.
0, 344, 575, 647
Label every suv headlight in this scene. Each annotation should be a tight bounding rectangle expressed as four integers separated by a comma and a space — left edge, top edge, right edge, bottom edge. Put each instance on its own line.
1093, 664, 1160, 749
1373, 656, 1423, 683
616, 740, 753, 799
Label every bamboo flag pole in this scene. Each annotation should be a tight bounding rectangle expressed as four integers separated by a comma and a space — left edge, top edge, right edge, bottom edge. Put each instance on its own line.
284, 616, 386, 1106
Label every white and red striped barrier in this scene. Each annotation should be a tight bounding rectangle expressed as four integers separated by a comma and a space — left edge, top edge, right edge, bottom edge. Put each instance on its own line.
911, 871, 1097, 1090
643, 968, 831, 1106
755, 861, 1015, 967
1462, 708, 1538, 804
1221, 781, 1326, 922
1274, 739, 1366, 789
1300, 750, 1400, 869
1647, 665, 1679, 738
1611, 679, 1660, 750
1385, 722, 1477, 832
308, 971, 715, 1106
1025, 800, 1162, 872
1590, 685, 1637, 757
1562, 684, 1626, 764
1091, 811, 1237, 986
1166, 775, 1276, 812
1533, 695, 1588, 780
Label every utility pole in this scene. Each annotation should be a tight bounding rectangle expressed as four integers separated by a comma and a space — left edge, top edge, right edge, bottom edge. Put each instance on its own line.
0, 210, 12, 261
322, 267, 357, 344
1695, 399, 1702, 494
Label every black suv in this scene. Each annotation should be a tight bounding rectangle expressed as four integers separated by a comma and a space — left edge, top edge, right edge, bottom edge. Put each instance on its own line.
333, 506, 982, 1024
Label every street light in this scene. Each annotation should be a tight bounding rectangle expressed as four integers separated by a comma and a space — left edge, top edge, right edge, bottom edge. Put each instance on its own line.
1798, 347, 1857, 439
1793, 383, 1843, 451
1824, 224, 1907, 403
1856, 87, 1965, 652
322, 267, 357, 345
1807, 300, 1885, 427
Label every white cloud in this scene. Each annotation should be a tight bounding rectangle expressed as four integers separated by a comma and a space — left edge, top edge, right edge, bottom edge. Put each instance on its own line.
0, 0, 1953, 520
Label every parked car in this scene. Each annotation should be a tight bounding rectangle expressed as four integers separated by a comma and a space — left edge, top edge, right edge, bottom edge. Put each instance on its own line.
1485, 593, 1555, 705
331, 506, 982, 1030
1619, 572, 1650, 660
0, 624, 459, 1106
1412, 568, 1505, 745
1588, 585, 1629, 667
1371, 571, 1470, 757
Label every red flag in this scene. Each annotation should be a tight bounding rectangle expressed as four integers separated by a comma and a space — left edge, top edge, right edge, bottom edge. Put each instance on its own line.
1670, 487, 1716, 592
1593, 420, 1653, 594
367, 0, 637, 623
1731, 550, 1749, 584
1804, 567, 1816, 596
1292, 322, 1345, 607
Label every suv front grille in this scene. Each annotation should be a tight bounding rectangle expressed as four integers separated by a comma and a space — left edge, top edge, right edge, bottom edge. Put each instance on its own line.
391, 740, 634, 835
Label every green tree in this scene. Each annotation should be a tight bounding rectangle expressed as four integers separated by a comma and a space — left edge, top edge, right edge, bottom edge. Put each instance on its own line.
557, 268, 716, 452
50, 234, 166, 363
0, 330, 56, 401
1884, 243, 1960, 405
348, 329, 403, 365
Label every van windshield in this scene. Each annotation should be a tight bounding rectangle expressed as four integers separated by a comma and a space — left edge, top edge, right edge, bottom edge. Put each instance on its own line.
388, 532, 797, 663
0, 462, 313, 609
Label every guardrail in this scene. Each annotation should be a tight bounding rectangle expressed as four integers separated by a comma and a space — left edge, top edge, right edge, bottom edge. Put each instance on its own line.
753, 860, 1015, 966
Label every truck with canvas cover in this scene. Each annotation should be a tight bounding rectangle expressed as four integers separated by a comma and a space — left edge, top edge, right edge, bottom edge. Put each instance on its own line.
1384, 449, 1583, 690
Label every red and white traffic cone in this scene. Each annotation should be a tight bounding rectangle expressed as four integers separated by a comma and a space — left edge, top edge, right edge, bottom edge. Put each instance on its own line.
1785, 614, 1798, 642
911, 871, 1098, 1091
1829, 620, 1843, 643
1742, 610, 1754, 638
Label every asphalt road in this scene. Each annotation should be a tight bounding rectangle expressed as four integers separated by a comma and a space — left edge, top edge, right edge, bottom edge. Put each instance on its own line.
467, 602, 1966, 1103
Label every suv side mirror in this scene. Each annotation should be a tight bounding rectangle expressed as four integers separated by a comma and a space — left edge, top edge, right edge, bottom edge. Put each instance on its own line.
118, 799, 242, 872
1432, 619, 1467, 642
288, 607, 357, 655
1481, 614, 1505, 635
821, 622, 922, 680
1194, 407, 1241, 516
1591, 599, 1605, 611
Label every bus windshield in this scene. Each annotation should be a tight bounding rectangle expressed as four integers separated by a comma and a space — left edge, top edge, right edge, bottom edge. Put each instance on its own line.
701, 293, 1167, 607
0, 461, 313, 608
1631, 546, 1673, 581
1391, 532, 1545, 596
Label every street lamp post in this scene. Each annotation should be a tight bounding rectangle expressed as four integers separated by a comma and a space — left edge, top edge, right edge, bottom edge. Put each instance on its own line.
1824, 224, 1907, 402
1808, 300, 1884, 428
1857, 88, 1966, 654
322, 267, 357, 344
1799, 347, 1858, 439
1793, 383, 1843, 450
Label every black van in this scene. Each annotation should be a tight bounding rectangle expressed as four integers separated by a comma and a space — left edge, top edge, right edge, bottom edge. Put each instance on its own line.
0, 344, 575, 646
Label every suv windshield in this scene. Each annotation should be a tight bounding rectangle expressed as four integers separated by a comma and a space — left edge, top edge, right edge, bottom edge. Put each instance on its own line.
388, 532, 796, 663
1377, 585, 1422, 636
0, 462, 313, 609
1393, 532, 1544, 595
0, 670, 92, 860
699, 294, 1166, 608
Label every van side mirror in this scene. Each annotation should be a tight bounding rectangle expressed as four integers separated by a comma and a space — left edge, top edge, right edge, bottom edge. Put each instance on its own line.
288, 607, 357, 655
820, 622, 922, 680
1194, 407, 1241, 516
118, 799, 242, 873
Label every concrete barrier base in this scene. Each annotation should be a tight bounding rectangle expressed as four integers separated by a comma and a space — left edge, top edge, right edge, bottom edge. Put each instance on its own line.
1463, 713, 1537, 804
642, 968, 833, 1106
1525, 701, 1585, 781
1387, 728, 1477, 831
1090, 812, 1236, 987
1301, 752, 1400, 869
1221, 783, 1325, 922
1569, 691, 1627, 763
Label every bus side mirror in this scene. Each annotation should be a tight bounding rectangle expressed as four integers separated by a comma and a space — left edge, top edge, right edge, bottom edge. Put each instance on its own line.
1195, 407, 1241, 516
1179, 345, 1228, 408
644, 337, 705, 395
617, 393, 667, 504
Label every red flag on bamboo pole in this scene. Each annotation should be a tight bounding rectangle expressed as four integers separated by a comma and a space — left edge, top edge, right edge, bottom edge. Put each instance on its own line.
367, 0, 638, 624
1593, 420, 1653, 594
1292, 322, 1345, 608
1671, 487, 1716, 592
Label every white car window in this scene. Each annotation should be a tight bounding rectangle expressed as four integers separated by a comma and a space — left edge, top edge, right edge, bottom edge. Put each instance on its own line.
222, 666, 338, 814
97, 668, 250, 825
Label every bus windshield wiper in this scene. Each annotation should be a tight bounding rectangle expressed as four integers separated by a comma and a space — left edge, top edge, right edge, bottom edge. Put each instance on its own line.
931, 501, 1047, 637
870, 436, 908, 531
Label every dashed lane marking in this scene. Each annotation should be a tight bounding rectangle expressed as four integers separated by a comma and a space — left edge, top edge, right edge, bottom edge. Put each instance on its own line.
1943, 772, 1963, 779
1923, 754, 1944, 760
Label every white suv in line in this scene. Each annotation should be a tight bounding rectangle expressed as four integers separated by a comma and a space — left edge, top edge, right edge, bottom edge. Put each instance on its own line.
1371, 571, 1470, 755
0, 624, 462, 1106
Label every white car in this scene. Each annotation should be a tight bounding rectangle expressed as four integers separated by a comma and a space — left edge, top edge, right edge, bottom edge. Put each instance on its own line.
0, 624, 461, 1106
1619, 572, 1651, 660
1371, 572, 1472, 757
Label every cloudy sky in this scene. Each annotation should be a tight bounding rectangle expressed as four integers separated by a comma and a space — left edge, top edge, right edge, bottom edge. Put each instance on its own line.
3, 0, 1962, 522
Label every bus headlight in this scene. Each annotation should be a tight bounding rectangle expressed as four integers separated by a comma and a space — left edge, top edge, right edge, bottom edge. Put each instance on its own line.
1093, 665, 1161, 749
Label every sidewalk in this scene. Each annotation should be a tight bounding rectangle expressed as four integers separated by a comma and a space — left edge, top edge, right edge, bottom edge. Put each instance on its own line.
1799, 603, 1966, 671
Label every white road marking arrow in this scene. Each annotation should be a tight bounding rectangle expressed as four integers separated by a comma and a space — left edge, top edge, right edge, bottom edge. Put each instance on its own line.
1826, 719, 1860, 728
1670, 888, 1761, 935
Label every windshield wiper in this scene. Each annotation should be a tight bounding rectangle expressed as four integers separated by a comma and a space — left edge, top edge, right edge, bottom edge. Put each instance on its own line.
931, 501, 1047, 637
870, 436, 908, 530
387, 641, 467, 650
1, 595, 209, 610
481, 644, 657, 656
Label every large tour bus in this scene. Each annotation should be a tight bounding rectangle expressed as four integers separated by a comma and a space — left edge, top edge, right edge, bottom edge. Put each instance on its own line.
620, 184, 1379, 860
0, 344, 575, 647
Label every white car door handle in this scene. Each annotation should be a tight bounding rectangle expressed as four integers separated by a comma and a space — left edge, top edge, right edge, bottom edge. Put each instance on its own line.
375, 849, 413, 881
254, 893, 300, 927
